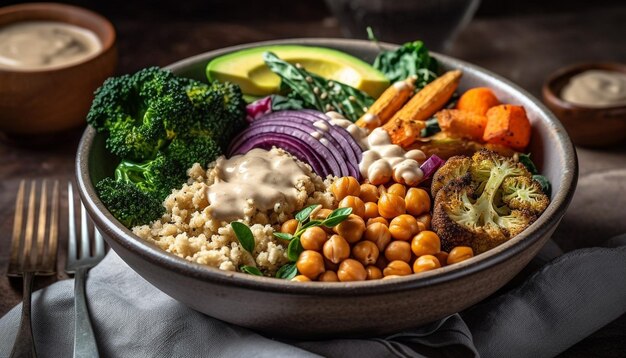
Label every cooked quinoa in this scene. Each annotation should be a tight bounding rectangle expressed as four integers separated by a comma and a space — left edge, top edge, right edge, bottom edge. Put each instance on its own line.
133, 148, 335, 275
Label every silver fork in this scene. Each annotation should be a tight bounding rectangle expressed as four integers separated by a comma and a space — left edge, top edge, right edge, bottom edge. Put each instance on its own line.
66, 183, 106, 358
8, 180, 60, 358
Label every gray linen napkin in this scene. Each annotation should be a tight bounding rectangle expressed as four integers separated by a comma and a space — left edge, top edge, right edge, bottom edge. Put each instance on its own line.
1, 236, 625, 358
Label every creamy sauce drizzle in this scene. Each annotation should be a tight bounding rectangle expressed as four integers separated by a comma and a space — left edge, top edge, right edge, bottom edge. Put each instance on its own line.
359, 128, 426, 186
207, 148, 309, 221
0, 21, 102, 70
325, 111, 369, 149
323, 111, 426, 186
561, 70, 626, 108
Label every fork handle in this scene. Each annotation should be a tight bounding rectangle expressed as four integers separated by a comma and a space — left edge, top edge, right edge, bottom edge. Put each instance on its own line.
73, 267, 99, 358
10, 271, 37, 358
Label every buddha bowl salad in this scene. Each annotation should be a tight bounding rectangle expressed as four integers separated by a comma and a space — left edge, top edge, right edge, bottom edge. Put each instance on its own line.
90, 40, 550, 282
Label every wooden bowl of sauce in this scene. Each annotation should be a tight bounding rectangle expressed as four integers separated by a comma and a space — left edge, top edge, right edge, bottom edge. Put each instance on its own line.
0, 3, 117, 141
542, 62, 626, 147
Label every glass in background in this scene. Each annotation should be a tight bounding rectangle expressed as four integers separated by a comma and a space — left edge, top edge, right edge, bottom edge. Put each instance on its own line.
324, 0, 481, 52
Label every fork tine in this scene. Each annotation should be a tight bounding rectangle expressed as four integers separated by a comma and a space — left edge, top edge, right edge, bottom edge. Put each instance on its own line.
9, 180, 26, 273
43, 180, 60, 272
94, 228, 105, 258
22, 181, 37, 271
35, 180, 47, 268
80, 201, 90, 259
68, 182, 77, 263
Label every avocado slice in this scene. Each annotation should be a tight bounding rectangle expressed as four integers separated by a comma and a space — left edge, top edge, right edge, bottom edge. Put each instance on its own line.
206, 45, 390, 98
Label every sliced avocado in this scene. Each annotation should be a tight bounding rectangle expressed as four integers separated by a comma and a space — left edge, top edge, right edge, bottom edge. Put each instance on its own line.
206, 45, 390, 98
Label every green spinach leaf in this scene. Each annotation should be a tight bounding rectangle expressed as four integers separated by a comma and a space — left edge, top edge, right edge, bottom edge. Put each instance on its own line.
373, 41, 439, 89
263, 52, 374, 122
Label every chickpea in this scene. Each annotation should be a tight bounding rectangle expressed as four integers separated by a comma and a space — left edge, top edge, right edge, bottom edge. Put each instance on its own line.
447, 246, 474, 265
281, 219, 299, 235
367, 217, 389, 227
416, 214, 432, 230
337, 259, 367, 281
291, 275, 311, 282
434, 251, 449, 267
384, 241, 412, 263
360, 183, 379, 203
364, 222, 391, 251
383, 260, 412, 276
333, 214, 365, 244
413, 255, 441, 274
323, 235, 351, 264
352, 241, 379, 266
318, 271, 339, 282
389, 214, 420, 241
405, 188, 431, 216
378, 193, 406, 219
387, 183, 407, 197
363, 202, 379, 220
300, 226, 328, 251
312, 208, 332, 221
331, 176, 360, 201
296, 250, 325, 279
411, 231, 441, 257
338, 195, 366, 218
366, 265, 383, 280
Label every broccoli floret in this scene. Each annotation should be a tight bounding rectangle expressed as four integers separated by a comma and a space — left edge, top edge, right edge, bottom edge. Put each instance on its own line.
89, 68, 248, 228
87, 67, 194, 161
96, 177, 164, 228
114, 155, 187, 200
180, 78, 247, 150
431, 149, 550, 254
166, 136, 221, 169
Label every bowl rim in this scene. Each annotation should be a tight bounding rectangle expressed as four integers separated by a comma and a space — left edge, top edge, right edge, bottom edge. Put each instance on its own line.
0, 2, 116, 74
76, 38, 578, 295
542, 61, 626, 113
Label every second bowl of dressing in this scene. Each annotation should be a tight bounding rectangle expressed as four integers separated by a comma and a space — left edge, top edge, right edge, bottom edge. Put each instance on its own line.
542, 62, 626, 147
0, 2, 117, 141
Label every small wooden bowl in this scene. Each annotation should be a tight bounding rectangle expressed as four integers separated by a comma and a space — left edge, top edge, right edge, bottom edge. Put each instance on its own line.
0, 3, 117, 140
542, 62, 626, 147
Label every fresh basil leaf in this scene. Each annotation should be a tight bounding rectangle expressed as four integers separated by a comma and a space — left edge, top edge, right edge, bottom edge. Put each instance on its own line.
273, 232, 295, 241
533, 174, 552, 197
519, 153, 538, 175
287, 237, 303, 262
276, 263, 298, 280
263, 52, 374, 122
322, 215, 350, 228
327, 207, 353, 219
295, 204, 319, 222
231, 221, 255, 253
373, 41, 439, 89
421, 117, 441, 137
240, 265, 263, 276
299, 220, 323, 231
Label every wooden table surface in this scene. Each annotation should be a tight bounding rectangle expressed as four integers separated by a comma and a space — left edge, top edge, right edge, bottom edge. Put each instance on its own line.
1, 3, 625, 356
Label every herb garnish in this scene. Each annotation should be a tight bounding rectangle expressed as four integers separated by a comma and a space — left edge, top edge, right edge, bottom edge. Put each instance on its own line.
231, 221, 255, 253
231, 221, 262, 276
273, 205, 353, 278
240, 266, 263, 276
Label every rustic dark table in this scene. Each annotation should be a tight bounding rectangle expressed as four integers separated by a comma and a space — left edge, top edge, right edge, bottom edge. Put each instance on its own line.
1, 3, 625, 356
